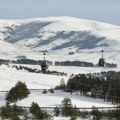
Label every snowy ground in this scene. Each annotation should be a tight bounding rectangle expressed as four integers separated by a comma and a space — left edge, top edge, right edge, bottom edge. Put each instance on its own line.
15, 90, 115, 108
11, 64, 120, 75
0, 65, 68, 91
0, 64, 117, 110
0, 90, 116, 109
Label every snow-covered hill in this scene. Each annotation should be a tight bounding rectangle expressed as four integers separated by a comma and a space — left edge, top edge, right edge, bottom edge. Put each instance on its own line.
0, 64, 115, 108
0, 17, 119, 114
0, 16, 120, 51
0, 16, 120, 66
0, 40, 31, 60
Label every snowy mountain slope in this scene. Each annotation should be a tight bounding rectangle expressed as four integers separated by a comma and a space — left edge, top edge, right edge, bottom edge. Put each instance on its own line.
0, 40, 31, 60
0, 16, 120, 51
0, 17, 120, 66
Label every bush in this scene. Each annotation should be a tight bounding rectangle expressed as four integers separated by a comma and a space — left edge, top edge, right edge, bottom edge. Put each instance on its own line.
5, 81, 30, 103
49, 88, 54, 93
42, 89, 47, 94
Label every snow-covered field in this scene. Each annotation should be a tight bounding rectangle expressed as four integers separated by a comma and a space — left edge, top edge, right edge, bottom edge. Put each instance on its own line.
12, 64, 120, 75
0, 64, 117, 109
0, 16, 120, 119
0, 65, 68, 91
16, 90, 115, 108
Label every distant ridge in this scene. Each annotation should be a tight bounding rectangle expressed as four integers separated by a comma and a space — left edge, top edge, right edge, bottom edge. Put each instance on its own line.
0, 16, 120, 65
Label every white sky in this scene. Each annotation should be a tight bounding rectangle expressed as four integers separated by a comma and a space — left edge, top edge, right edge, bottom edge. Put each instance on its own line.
0, 0, 119, 25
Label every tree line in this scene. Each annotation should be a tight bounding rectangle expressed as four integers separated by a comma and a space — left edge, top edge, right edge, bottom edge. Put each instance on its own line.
1, 81, 120, 120
66, 74, 120, 104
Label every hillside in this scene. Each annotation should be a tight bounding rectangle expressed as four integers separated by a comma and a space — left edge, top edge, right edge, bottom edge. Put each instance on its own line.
0, 16, 120, 66
0, 40, 31, 60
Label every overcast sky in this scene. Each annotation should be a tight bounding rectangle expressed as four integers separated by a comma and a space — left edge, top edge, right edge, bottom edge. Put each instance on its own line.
0, 0, 119, 25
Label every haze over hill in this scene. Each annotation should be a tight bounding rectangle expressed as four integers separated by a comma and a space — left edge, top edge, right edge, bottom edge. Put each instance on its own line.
0, 16, 120, 65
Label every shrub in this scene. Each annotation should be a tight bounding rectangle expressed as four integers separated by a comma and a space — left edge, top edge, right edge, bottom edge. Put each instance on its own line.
42, 89, 47, 94
49, 88, 54, 93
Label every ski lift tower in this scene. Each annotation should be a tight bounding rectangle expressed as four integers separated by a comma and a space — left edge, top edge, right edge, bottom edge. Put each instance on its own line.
98, 50, 105, 67
41, 53, 48, 73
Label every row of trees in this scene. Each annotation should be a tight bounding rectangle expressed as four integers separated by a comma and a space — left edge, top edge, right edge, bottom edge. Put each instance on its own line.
54, 98, 120, 120
66, 74, 120, 104
55, 61, 94, 67
12, 65, 67, 76
1, 102, 51, 120
0, 58, 52, 65
1, 97, 120, 120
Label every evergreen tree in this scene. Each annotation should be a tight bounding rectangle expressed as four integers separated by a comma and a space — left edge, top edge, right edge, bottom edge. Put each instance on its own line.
91, 106, 101, 120
54, 106, 60, 116
61, 97, 73, 116
61, 97, 80, 119
1, 103, 23, 120
6, 81, 30, 103
60, 78, 66, 90
1, 102, 11, 119
30, 102, 50, 119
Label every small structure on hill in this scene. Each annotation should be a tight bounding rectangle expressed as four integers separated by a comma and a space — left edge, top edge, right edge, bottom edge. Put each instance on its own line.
98, 50, 105, 67
41, 53, 48, 73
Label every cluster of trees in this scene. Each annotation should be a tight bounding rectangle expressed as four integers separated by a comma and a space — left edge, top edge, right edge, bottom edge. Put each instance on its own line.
55, 61, 117, 68
12, 65, 40, 73
0, 59, 9, 65
1, 103, 24, 120
0, 58, 52, 65
55, 61, 94, 67
90, 107, 120, 120
66, 74, 120, 104
42, 88, 54, 94
55, 78, 66, 90
105, 63, 117, 68
54, 97, 120, 120
12, 65, 67, 76
58, 97, 80, 120
30, 102, 51, 119
15, 59, 52, 65
1, 81, 30, 119
5, 81, 30, 103
1, 96, 120, 120
1, 102, 51, 120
